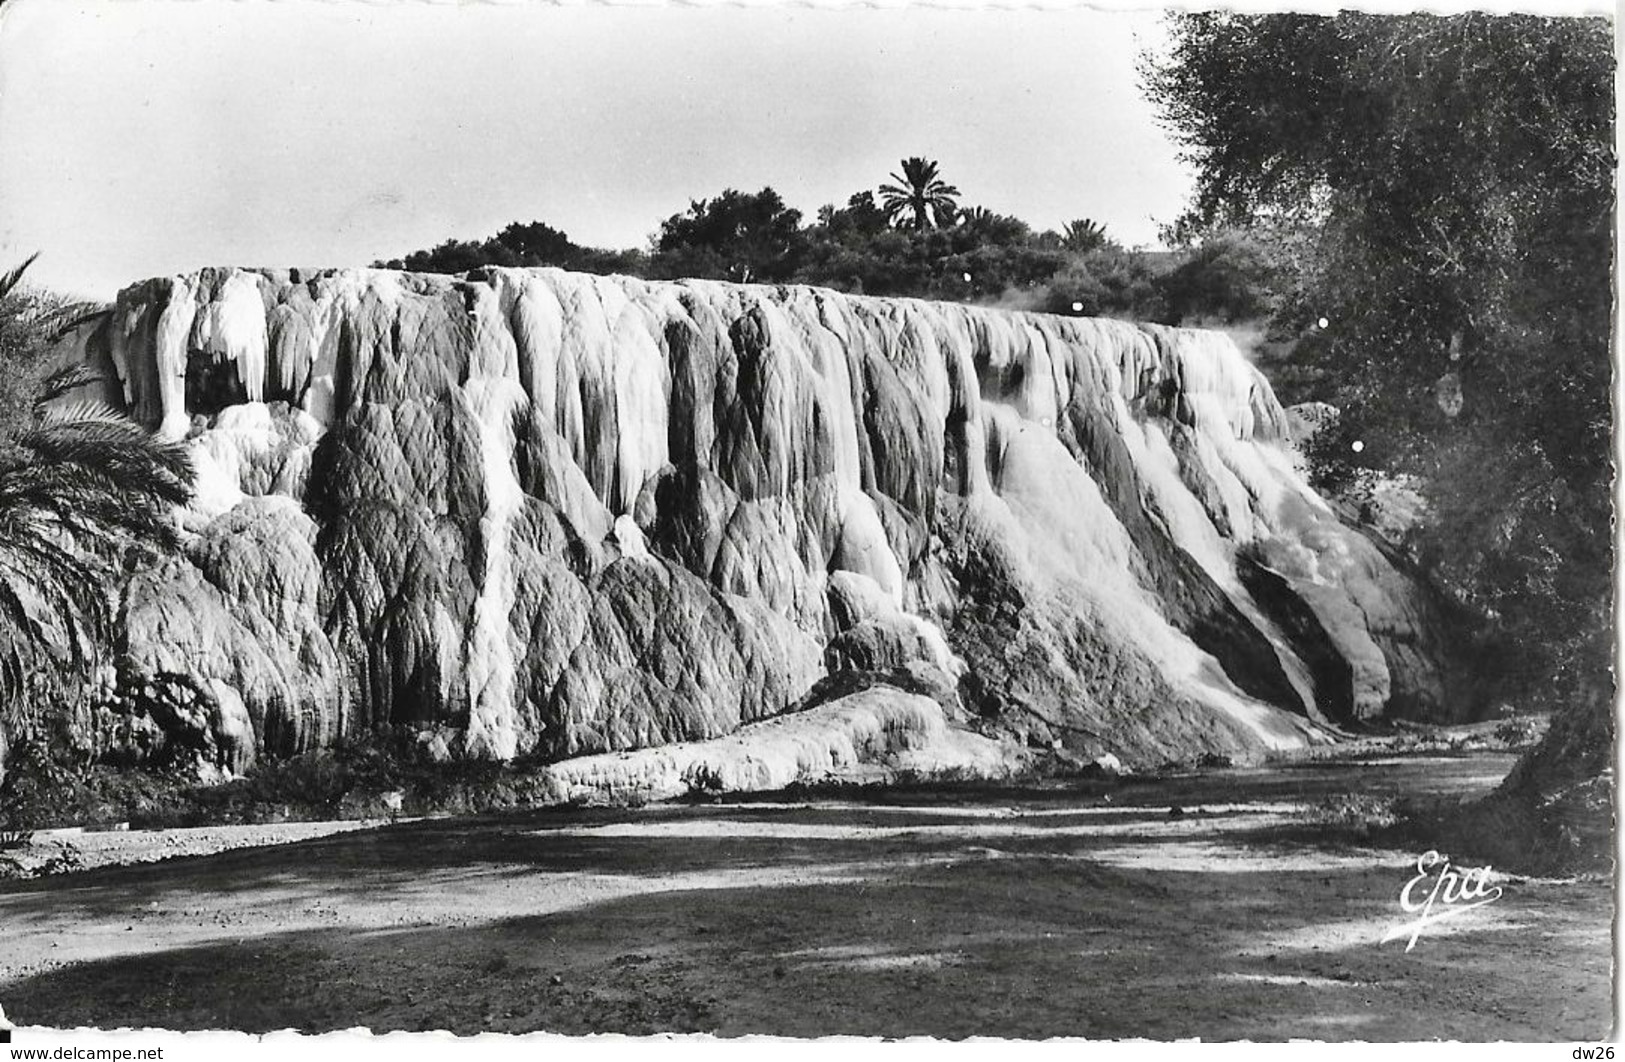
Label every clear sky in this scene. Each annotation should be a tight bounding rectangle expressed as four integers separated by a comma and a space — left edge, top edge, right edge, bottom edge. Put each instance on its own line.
0, 0, 1609, 300
0, 0, 1197, 298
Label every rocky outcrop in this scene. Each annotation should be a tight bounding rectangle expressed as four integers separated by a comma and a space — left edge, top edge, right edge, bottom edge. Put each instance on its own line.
60, 267, 1469, 774
537, 685, 1013, 805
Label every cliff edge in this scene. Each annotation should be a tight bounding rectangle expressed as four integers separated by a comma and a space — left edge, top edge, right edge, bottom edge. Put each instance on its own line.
56, 267, 1470, 776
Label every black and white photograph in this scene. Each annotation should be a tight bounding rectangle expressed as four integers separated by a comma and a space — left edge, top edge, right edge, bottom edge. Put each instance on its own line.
0, 0, 1614, 1047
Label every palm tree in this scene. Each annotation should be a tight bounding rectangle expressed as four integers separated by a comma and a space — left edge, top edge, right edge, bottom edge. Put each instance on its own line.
0, 257, 192, 774
0, 255, 106, 432
878, 157, 962, 231
1061, 218, 1112, 253
957, 206, 1032, 246
957, 206, 998, 236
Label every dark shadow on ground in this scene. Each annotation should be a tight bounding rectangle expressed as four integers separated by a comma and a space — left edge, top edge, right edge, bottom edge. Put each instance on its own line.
3, 748, 1607, 1040
2, 849, 1609, 1040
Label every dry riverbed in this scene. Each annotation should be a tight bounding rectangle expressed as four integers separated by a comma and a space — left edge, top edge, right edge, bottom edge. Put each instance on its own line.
0, 748, 1611, 1040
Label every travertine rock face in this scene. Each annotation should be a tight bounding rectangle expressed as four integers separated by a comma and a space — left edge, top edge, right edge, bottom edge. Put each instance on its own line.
64, 267, 1467, 773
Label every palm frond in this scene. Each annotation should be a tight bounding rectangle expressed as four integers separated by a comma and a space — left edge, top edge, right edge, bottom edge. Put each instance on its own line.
0, 253, 40, 303
0, 329, 197, 734
35, 398, 127, 428
48, 306, 113, 343
33, 365, 108, 411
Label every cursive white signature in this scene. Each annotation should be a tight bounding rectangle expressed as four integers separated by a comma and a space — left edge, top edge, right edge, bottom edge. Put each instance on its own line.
1381, 849, 1503, 952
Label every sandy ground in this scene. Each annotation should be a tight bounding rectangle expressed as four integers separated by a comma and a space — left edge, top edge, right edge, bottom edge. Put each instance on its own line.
0, 820, 382, 878
0, 750, 1612, 1040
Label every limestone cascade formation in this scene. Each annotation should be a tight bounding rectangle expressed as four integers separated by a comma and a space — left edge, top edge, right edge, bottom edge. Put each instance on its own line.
62, 267, 1466, 775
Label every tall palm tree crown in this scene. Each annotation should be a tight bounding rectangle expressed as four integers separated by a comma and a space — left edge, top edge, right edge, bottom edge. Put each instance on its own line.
0, 257, 192, 758
878, 157, 962, 231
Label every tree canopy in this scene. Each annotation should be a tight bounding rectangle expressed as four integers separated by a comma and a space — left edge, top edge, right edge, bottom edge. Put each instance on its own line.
376, 220, 645, 277
650, 187, 805, 284
1146, 12, 1615, 702
1060, 219, 1112, 254
375, 166, 1272, 321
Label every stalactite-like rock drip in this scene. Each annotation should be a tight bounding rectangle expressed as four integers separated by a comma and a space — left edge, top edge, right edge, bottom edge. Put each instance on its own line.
68, 266, 1466, 774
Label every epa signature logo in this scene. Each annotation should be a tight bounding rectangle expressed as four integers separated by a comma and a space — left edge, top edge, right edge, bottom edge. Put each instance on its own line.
1381, 850, 1503, 952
